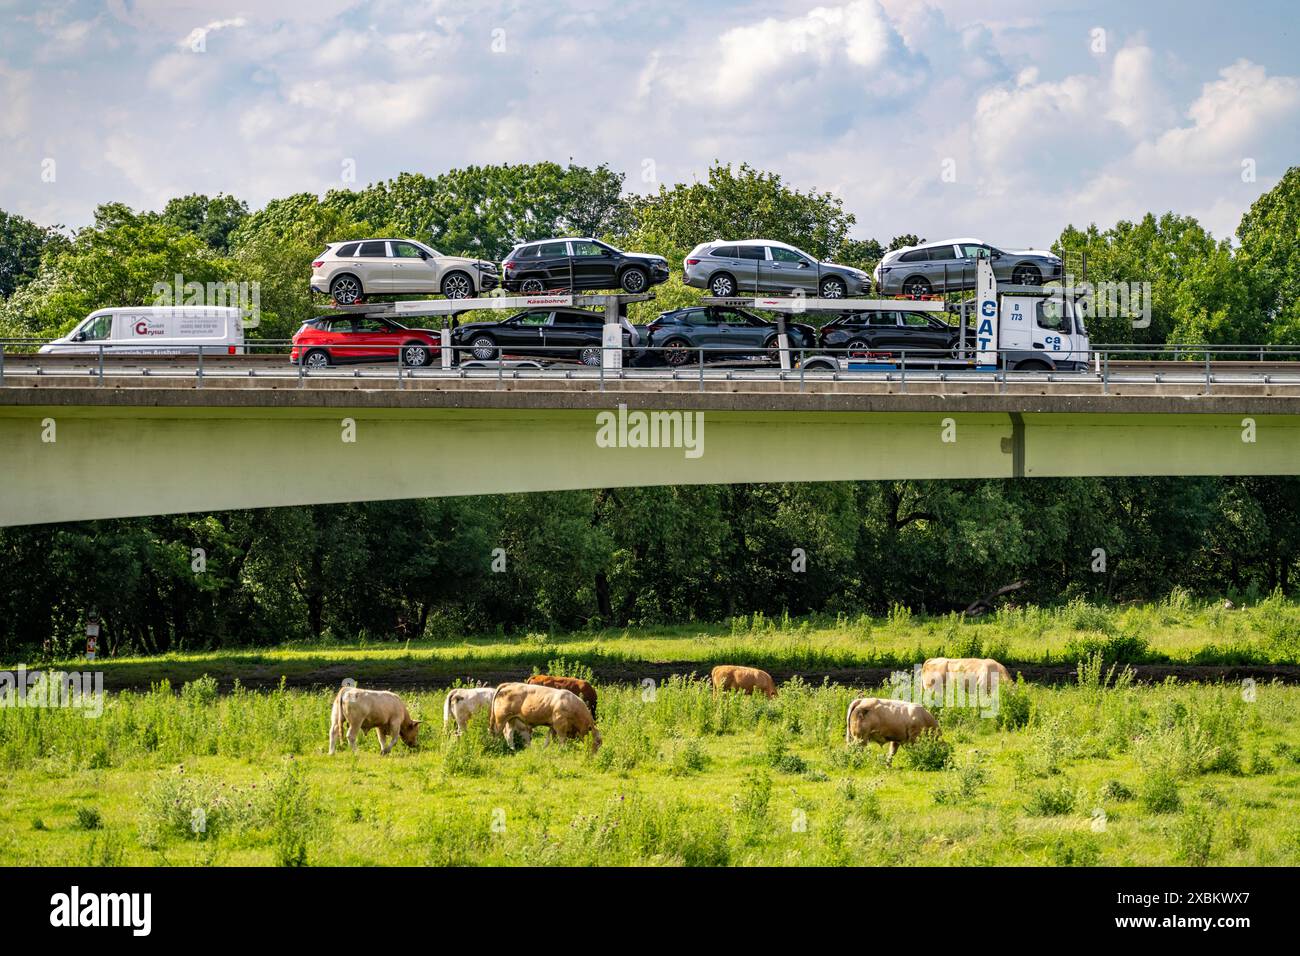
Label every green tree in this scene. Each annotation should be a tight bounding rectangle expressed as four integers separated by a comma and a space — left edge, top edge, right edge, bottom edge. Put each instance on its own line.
1236, 166, 1300, 343
628, 162, 858, 264
0, 209, 64, 299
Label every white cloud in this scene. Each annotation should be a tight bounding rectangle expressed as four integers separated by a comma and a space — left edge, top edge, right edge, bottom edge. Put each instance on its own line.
1136, 59, 1300, 171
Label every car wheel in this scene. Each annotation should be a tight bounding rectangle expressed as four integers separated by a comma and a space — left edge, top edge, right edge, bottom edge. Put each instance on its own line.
470, 335, 498, 361
846, 338, 869, 355
708, 273, 736, 297
303, 348, 331, 369
764, 335, 789, 362
402, 342, 431, 367
819, 276, 847, 299
663, 339, 695, 367
329, 274, 363, 305
520, 277, 546, 294
902, 275, 931, 297
1012, 264, 1042, 285
441, 271, 473, 299
619, 267, 648, 294
579, 346, 601, 367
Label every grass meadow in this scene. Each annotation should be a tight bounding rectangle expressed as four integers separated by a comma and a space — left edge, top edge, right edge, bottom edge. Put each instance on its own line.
1, 655, 1298, 867
28, 590, 1300, 690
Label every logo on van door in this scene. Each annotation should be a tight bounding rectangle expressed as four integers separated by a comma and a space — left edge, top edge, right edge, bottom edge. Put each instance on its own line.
133, 319, 164, 336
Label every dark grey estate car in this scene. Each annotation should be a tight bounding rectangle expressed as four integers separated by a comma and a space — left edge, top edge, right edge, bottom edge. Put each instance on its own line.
645, 305, 816, 366
873, 238, 1063, 296
683, 239, 871, 298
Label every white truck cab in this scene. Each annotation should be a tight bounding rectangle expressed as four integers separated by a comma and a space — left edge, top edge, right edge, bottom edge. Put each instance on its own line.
799, 258, 1090, 373
39, 306, 246, 356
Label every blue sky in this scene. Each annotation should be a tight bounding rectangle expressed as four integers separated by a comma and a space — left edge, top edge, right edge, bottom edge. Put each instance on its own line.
2, 0, 1297, 249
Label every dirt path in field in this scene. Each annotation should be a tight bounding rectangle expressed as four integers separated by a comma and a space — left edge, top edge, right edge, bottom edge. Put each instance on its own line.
95, 661, 1300, 693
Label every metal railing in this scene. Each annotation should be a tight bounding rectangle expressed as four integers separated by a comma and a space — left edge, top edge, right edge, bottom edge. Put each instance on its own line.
4, 338, 1300, 395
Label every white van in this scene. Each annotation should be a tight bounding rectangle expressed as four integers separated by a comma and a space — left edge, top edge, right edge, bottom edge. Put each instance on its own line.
39, 307, 246, 356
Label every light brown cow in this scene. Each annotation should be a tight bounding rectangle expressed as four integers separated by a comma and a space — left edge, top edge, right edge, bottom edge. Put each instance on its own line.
490, 682, 602, 753
845, 697, 939, 764
329, 686, 421, 755
710, 665, 777, 699
920, 657, 1013, 700
526, 674, 598, 720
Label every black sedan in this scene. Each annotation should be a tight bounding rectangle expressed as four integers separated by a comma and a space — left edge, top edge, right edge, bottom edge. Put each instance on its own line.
501, 238, 670, 294
451, 306, 639, 365
644, 306, 816, 366
817, 309, 971, 359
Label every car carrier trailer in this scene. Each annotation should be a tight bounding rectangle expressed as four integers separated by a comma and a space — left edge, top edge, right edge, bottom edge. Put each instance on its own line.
790, 259, 1092, 373
316, 292, 655, 370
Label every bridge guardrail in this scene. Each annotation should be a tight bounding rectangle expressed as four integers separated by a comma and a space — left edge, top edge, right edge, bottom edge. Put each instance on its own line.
4, 339, 1300, 394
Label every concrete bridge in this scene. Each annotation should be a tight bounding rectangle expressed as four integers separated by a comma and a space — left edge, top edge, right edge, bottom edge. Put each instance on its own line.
2, 375, 1300, 526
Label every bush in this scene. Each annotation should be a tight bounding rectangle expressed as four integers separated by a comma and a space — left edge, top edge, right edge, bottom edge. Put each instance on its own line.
1025, 783, 1076, 816
898, 730, 952, 771
666, 737, 709, 777
933, 755, 986, 805
267, 760, 319, 867
1100, 779, 1135, 802
997, 680, 1032, 730
1140, 769, 1181, 814
74, 807, 103, 831
1048, 832, 1101, 866
1173, 804, 1215, 866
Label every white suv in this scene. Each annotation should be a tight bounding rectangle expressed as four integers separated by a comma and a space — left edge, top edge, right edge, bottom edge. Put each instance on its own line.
311, 238, 499, 303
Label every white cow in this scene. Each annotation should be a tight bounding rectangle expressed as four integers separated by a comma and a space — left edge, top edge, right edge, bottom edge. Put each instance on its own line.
442, 686, 497, 734
329, 686, 421, 755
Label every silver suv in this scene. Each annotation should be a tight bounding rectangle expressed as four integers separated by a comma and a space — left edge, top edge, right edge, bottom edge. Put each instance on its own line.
683, 240, 871, 298
311, 238, 499, 303
874, 238, 1062, 296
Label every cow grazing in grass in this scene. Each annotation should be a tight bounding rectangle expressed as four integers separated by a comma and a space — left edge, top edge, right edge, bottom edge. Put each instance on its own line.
711, 664, 777, 699
920, 657, 1013, 701
443, 686, 497, 734
490, 682, 602, 753
329, 686, 421, 755
526, 674, 598, 720
845, 697, 939, 765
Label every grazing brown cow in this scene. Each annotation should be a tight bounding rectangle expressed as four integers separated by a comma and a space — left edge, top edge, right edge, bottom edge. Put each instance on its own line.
711, 664, 777, 699
527, 674, 598, 720
329, 686, 421, 755
490, 682, 601, 753
845, 697, 939, 765
920, 658, 1013, 700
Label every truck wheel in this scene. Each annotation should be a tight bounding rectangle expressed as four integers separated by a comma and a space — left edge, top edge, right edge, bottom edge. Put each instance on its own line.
1014, 359, 1051, 372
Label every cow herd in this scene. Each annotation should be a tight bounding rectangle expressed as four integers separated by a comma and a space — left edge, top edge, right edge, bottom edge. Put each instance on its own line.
328, 657, 1017, 765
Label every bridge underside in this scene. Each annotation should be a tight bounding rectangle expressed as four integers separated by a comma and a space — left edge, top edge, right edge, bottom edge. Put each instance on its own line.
2, 387, 1299, 526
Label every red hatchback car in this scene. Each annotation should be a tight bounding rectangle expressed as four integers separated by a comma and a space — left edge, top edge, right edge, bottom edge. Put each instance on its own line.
291, 316, 441, 368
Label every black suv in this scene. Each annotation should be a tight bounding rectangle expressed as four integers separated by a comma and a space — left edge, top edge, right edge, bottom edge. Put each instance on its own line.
502, 238, 670, 294
450, 306, 640, 366
817, 309, 972, 358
